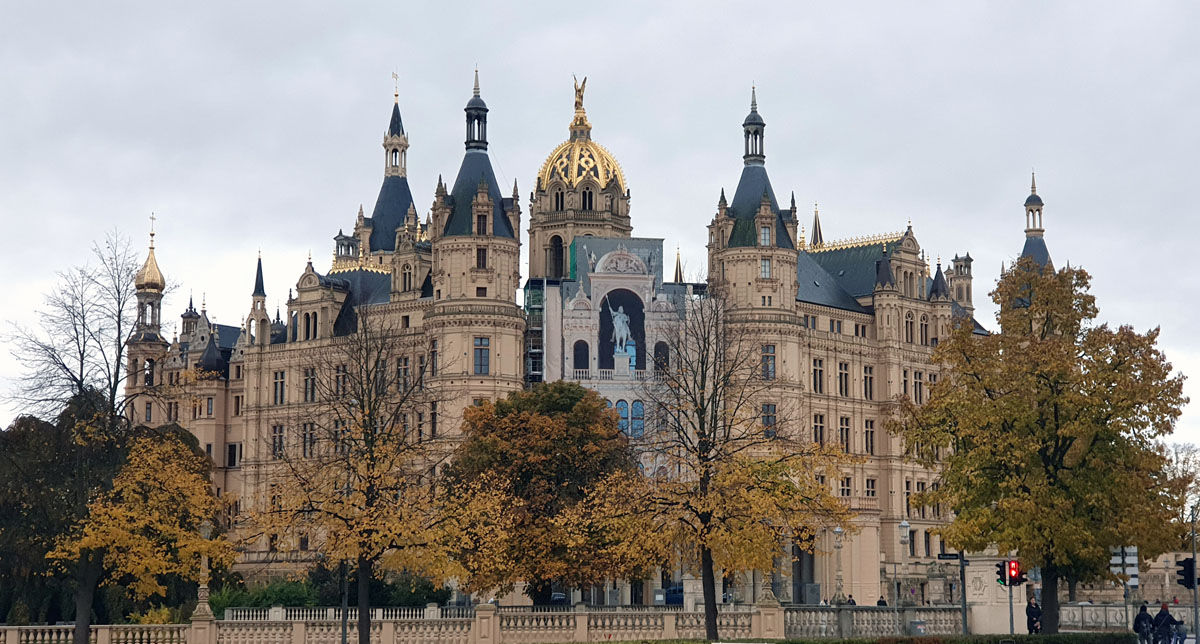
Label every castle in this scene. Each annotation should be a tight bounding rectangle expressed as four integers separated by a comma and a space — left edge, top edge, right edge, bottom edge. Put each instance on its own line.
125, 74, 1053, 607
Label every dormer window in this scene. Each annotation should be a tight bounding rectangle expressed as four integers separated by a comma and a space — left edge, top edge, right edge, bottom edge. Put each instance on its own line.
476, 214, 488, 236
759, 226, 771, 246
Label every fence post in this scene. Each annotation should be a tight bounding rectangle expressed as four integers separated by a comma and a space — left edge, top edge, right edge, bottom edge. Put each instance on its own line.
291, 622, 306, 644
190, 605, 218, 644
424, 603, 439, 620
573, 603, 589, 642
378, 621, 394, 644
269, 606, 285, 621
754, 596, 784, 639
837, 607, 853, 638
472, 603, 499, 644
2, 628, 16, 644
662, 612, 678, 640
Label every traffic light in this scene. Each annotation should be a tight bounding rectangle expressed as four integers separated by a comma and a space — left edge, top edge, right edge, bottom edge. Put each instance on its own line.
1176, 558, 1196, 590
996, 561, 1008, 585
1009, 560, 1028, 586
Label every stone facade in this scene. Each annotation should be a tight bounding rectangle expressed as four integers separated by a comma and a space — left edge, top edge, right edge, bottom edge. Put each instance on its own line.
124, 78, 1053, 603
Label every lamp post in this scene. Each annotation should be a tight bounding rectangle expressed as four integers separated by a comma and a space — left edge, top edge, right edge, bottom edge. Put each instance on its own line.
194, 519, 214, 619
897, 519, 911, 635
833, 526, 846, 605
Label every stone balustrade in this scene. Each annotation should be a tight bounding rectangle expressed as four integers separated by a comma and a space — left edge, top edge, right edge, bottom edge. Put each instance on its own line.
1, 604, 968, 644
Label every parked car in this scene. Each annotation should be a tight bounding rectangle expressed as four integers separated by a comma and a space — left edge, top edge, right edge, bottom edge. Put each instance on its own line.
665, 586, 683, 606
549, 592, 569, 605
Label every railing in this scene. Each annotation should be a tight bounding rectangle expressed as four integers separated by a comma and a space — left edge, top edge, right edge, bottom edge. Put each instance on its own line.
571, 369, 591, 380
782, 605, 960, 638
597, 369, 614, 381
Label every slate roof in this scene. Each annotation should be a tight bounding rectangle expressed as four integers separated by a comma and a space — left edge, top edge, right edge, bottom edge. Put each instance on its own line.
795, 250, 868, 313
388, 102, 404, 136
214, 324, 241, 349
330, 269, 394, 336
1024, 193, 1043, 207
928, 265, 950, 300
725, 164, 794, 249
808, 241, 895, 297
442, 150, 516, 238
252, 258, 266, 297
368, 175, 417, 252
1020, 236, 1052, 268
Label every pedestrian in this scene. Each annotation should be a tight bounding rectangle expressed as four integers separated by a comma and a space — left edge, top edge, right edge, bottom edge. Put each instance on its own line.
1153, 602, 1182, 644
1134, 605, 1153, 644
847, 595, 857, 606
1025, 597, 1042, 635
877, 596, 888, 607
819, 597, 828, 606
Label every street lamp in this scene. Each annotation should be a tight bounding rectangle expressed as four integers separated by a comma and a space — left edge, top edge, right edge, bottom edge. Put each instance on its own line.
832, 526, 846, 605
194, 519, 214, 619
897, 520, 911, 635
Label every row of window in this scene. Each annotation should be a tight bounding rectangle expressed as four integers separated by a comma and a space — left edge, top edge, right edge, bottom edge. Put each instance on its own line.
607, 399, 646, 437
806, 414, 879, 455
551, 188, 596, 211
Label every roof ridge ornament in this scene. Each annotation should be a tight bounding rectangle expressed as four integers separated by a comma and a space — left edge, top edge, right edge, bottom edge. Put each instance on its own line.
473, 66, 480, 97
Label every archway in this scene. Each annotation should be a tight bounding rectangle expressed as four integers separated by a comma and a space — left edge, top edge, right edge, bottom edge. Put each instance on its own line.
598, 289, 645, 370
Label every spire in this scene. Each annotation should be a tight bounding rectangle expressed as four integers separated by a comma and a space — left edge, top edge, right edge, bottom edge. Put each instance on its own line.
742, 85, 766, 166
810, 203, 824, 247
465, 69, 489, 151
252, 254, 266, 299
874, 244, 896, 290
673, 247, 684, 283
1020, 174, 1052, 268
569, 75, 591, 141
135, 213, 165, 293
928, 260, 951, 301
473, 67, 480, 97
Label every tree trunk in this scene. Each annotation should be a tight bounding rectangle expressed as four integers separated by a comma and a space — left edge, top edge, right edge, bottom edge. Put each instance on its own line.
1042, 561, 1060, 634
72, 552, 102, 644
526, 580, 554, 606
701, 546, 719, 641
357, 554, 372, 644
1067, 572, 1078, 602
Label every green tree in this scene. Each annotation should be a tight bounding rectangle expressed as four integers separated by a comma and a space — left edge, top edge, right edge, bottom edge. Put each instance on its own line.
446, 381, 655, 603
895, 257, 1188, 633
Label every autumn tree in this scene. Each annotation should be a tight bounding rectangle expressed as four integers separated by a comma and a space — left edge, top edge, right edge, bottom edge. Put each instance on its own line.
638, 290, 855, 640
895, 256, 1188, 633
445, 381, 659, 602
252, 306, 498, 644
50, 430, 232, 603
4, 232, 149, 643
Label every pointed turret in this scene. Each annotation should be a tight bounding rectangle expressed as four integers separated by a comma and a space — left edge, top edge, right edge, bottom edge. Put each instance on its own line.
724, 87, 793, 249
874, 245, 896, 290
673, 247, 684, 283
810, 203, 825, 247
928, 259, 951, 301
1019, 173, 1052, 269
132, 216, 166, 340
367, 88, 416, 252
442, 71, 513, 238
252, 253, 266, 298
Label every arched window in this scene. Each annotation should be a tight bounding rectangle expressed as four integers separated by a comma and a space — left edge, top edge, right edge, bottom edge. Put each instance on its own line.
956, 286, 963, 301
631, 401, 644, 437
905, 312, 915, 344
616, 400, 629, 434
144, 359, 155, 387
290, 313, 298, 342
549, 235, 564, 279
582, 188, 594, 210
303, 312, 311, 340
919, 315, 929, 346
554, 190, 565, 211
573, 340, 590, 373
391, 149, 399, 167
654, 342, 669, 372
402, 264, 413, 292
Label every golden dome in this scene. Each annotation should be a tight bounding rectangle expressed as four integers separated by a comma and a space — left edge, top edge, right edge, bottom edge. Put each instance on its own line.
136, 231, 166, 293
537, 79, 626, 192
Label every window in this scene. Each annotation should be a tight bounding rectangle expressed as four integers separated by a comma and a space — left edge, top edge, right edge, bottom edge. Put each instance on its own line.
402, 265, 413, 291
839, 416, 851, 453
917, 481, 927, 518
840, 477, 852, 497
811, 359, 824, 394
235, 365, 243, 379
863, 366, 874, 401
402, 315, 410, 328
761, 345, 776, 380
582, 187, 594, 210
905, 479, 912, 517
914, 371, 925, 404
828, 319, 842, 334
234, 395, 243, 417
144, 402, 152, 423
903, 369, 910, 397
206, 397, 213, 417
299, 533, 310, 552
864, 420, 876, 455
837, 362, 849, 396
227, 443, 241, 468
759, 225, 770, 246
430, 401, 438, 438
334, 419, 348, 455
654, 342, 669, 371
762, 403, 777, 438
919, 316, 929, 346
554, 190, 564, 211
399, 357, 410, 390
905, 312, 914, 343
631, 401, 645, 437
854, 323, 868, 338
865, 478, 877, 497
476, 287, 487, 297
272, 370, 286, 405
573, 340, 590, 372
473, 337, 490, 375
303, 368, 316, 402
302, 423, 316, 458
760, 258, 771, 279
416, 412, 424, 439
549, 236, 564, 278
909, 530, 918, 557
813, 414, 825, 445
271, 425, 285, 459
476, 214, 488, 235
430, 340, 438, 377
476, 247, 487, 270
616, 400, 629, 434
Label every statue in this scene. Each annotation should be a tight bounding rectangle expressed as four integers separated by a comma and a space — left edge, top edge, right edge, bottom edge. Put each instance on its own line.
583, 244, 597, 271
607, 301, 631, 353
573, 75, 587, 111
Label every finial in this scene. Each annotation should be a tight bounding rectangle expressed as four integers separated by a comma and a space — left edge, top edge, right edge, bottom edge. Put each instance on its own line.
473, 66, 480, 97
392, 71, 399, 101
307, 250, 312, 264
148, 212, 156, 249
814, 201, 818, 215
201, 293, 206, 311
1030, 170, 1037, 195
937, 255, 942, 266
790, 192, 796, 209
750, 84, 757, 111
257, 248, 261, 259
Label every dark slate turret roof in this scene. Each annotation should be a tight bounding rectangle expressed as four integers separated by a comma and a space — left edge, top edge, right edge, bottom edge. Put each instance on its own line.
809, 241, 896, 297
330, 269, 395, 336
725, 165, 794, 249
252, 257, 266, 298
1024, 193, 1043, 207
368, 175, 417, 252
1020, 236, 1052, 268
875, 254, 896, 289
928, 264, 950, 299
442, 151, 516, 238
795, 251, 867, 313
388, 102, 404, 136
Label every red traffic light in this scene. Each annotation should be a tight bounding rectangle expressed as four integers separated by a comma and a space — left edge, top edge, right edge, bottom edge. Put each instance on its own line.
1008, 560, 1021, 579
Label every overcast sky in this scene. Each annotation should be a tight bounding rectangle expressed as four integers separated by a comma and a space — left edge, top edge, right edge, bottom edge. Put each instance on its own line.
2, 2, 1197, 441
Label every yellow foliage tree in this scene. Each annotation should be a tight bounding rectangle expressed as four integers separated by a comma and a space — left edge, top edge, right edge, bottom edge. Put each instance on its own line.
895, 257, 1188, 633
50, 431, 232, 601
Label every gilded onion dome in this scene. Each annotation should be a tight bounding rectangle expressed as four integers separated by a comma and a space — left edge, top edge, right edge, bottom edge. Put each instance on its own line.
536, 77, 626, 192
136, 227, 166, 293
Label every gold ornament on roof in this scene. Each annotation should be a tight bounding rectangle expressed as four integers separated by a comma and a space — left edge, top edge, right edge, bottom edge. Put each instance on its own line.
536, 77, 626, 192
135, 212, 166, 293
809, 231, 904, 253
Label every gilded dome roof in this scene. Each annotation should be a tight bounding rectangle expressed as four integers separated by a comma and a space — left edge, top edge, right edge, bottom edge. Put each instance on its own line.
537, 79, 626, 192
136, 235, 165, 293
